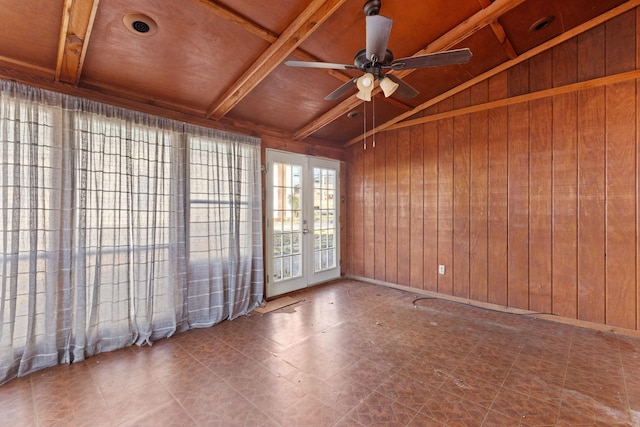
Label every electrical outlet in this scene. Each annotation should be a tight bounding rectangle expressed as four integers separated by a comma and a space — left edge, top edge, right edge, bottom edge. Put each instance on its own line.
438, 265, 445, 275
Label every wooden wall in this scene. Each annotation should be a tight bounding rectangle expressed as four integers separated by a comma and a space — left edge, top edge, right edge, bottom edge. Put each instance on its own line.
345, 9, 640, 331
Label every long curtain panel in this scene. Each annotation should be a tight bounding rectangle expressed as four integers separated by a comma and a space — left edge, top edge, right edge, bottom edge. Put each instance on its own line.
0, 80, 263, 384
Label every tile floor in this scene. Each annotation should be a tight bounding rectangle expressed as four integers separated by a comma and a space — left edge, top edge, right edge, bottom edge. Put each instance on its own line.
1, 279, 639, 426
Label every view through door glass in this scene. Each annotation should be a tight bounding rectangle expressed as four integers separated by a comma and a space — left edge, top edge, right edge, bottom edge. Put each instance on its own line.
313, 166, 337, 275
266, 150, 340, 298
272, 161, 303, 283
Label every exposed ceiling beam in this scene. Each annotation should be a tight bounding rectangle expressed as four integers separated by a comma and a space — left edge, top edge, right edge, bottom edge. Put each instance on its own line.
293, 0, 526, 140
192, 1, 352, 80
395, 0, 525, 79
193, 0, 413, 114
190, 0, 278, 43
488, 20, 518, 60
388, 69, 640, 130
478, 0, 518, 59
55, 0, 99, 85
345, 0, 640, 147
294, 92, 363, 141
205, 0, 348, 120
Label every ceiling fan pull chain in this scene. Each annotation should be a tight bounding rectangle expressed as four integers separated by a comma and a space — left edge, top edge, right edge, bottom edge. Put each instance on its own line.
372, 95, 376, 148
363, 99, 367, 150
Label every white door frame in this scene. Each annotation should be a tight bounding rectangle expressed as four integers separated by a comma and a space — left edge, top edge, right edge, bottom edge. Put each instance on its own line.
265, 149, 340, 298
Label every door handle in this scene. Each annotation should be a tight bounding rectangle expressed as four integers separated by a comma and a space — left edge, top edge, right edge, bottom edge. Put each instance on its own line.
302, 228, 309, 234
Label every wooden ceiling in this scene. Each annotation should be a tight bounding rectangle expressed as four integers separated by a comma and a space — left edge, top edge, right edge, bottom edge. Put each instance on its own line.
0, 0, 631, 146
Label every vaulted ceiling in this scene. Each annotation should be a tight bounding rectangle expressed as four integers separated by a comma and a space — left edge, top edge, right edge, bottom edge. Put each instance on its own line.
0, 0, 631, 147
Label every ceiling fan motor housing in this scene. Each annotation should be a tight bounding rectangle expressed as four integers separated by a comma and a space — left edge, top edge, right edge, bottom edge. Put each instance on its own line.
354, 48, 393, 68
285, 0, 470, 102
363, 0, 381, 16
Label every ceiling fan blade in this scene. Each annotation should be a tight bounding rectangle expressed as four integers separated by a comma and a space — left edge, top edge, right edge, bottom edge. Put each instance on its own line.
389, 48, 473, 71
285, 60, 356, 70
385, 74, 419, 99
366, 15, 393, 62
324, 78, 358, 100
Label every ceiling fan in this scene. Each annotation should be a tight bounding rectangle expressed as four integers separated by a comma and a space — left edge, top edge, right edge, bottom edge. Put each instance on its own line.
285, 0, 473, 101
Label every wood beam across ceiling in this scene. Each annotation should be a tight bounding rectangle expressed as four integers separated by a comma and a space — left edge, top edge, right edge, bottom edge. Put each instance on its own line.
293, 0, 526, 140
55, 0, 99, 85
193, 0, 413, 113
192, 0, 348, 84
191, 0, 278, 43
477, 0, 518, 59
205, 0, 348, 120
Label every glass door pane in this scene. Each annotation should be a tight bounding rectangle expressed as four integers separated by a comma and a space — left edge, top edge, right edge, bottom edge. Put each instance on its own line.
308, 156, 340, 285
313, 167, 337, 273
272, 162, 302, 282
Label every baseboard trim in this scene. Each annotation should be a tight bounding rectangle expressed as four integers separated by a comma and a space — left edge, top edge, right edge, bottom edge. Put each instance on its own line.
345, 274, 640, 339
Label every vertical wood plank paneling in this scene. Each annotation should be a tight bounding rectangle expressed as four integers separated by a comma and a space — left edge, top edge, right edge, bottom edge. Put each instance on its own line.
397, 128, 412, 286
553, 38, 578, 87
552, 92, 578, 319
351, 145, 365, 276
345, 146, 354, 275
605, 81, 636, 330
577, 88, 606, 323
343, 10, 639, 331
528, 50, 553, 313
604, 5, 637, 331
453, 91, 471, 298
424, 108, 439, 292
487, 73, 509, 305
606, 11, 637, 74
410, 123, 424, 289
507, 63, 530, 310
552, 38, 578, 319
529, 50, 553, 93
578, 24, 606, 81
469, 81, 489, 302
577, 24, 606, 324
507, 102, 530, 310
529, 98, 553, 313
385, 130, 399, 284
508, 62, 530, 96
363, 133, 375, 278
637, 6, 640, 332
374, 132, 387, 281
438, 98, 454, 295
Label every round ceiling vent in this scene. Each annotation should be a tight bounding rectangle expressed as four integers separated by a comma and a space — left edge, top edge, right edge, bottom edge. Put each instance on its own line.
529, 15, 555, 33
123, 13, 158, 36
347, 110, 363, 119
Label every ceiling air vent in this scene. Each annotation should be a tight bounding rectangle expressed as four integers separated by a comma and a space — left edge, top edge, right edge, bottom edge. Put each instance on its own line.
123, 13, 158, 37
529, 15, 555, 33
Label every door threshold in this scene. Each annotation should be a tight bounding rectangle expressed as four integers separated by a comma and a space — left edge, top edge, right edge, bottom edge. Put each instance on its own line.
254, 296, 300, 314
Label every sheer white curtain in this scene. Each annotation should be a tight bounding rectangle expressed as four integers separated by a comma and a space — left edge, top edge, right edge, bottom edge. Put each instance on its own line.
0, 80, 263, 384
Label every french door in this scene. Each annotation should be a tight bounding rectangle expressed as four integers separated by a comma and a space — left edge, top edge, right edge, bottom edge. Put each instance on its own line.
265, 149, 340, 298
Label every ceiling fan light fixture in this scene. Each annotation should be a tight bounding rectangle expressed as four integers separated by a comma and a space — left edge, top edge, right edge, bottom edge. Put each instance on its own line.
379, 76, 399, 97
356, 73, 375, 101
284, 0, 472, 103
